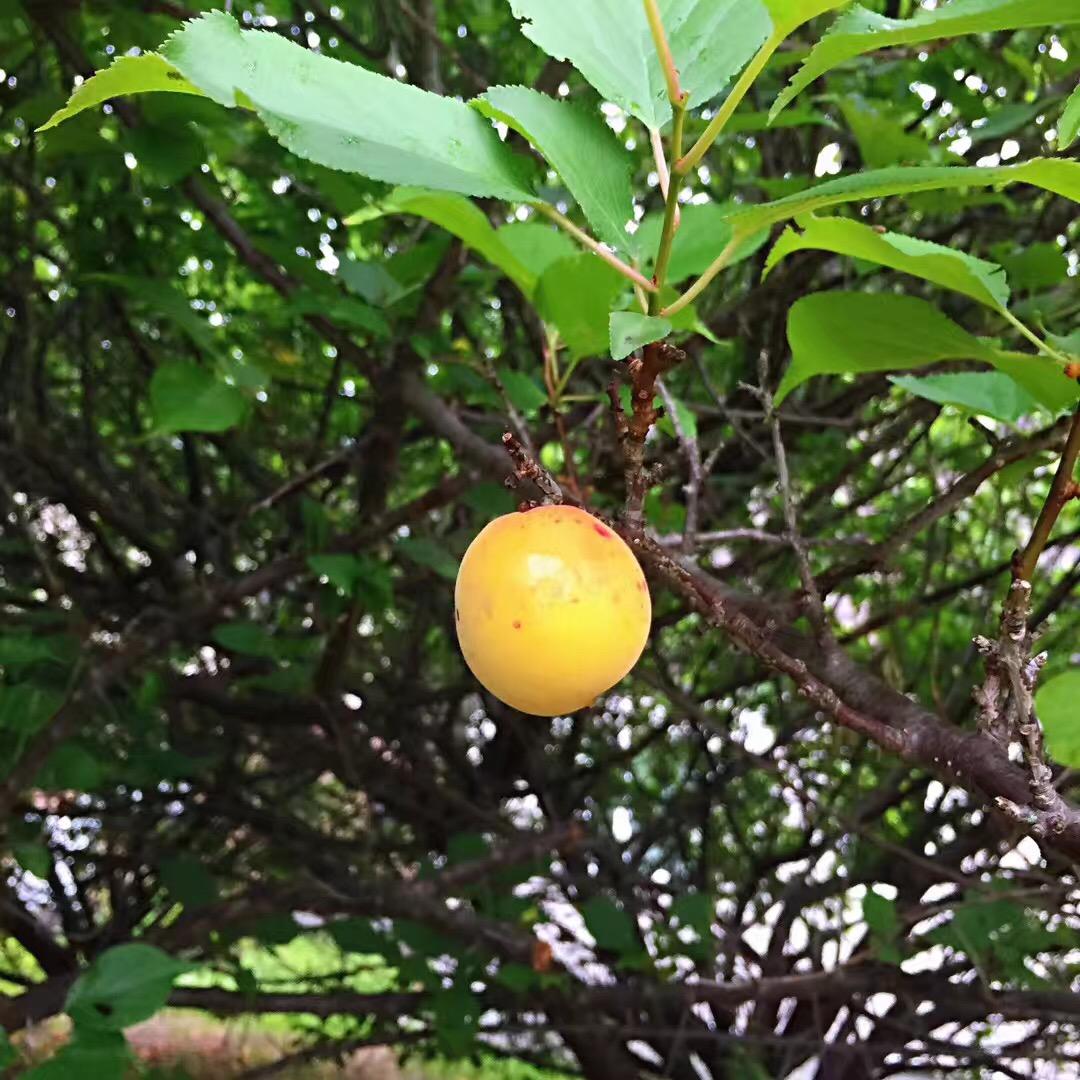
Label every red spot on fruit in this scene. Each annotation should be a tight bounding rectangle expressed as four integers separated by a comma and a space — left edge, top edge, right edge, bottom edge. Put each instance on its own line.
637, 581, 646, 592
593, 524, 612, 539
513, 620, 522, 630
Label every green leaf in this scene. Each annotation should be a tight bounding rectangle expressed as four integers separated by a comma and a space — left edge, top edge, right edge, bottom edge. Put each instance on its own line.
308, 554, 365, 594
14, 843, 52, 880
581, 896, 638, 955
636, 202, 770, 285
609, 312, 672, 361
212, 622, 277, 658
37, 744, 103, 792
354, 556, 395, 613
970, 101, 1046, 145
152, 11, 536, 199
338, 260, 408, 308
377, 188, 537, 296
779, 293, 1078, 412
726, 106, 838, 134
764, 216, 1010, 310
149, 362, 247, 435
38, 54, 205, 131
300, 494, 328, 548
0, 1029, 13, 1069
159, 855, 217, 910
890, 372, 1041, 424
496, 962, 539, 992
0, 636, 63, 666
396, 537, 459, 581
433, 986, 480, 1056
778, 292, 993, 403
646, 493, 686, 541
475, 87, 634, 253
395, 919, 458, 958
837, 95, 935, 169
329, 918, 388, 955
250, 914, 301, 946
383, 235, 454, 301
0, 685, 64, 738
447, 832, 491, 864
66, 943, 192, 1031
670, 891, 714, 934
536, 254, 624, 360
727, 161, 1080, 246
657, 388, 698, 440
1038, 670, 1080, 767
1048, 331, 1080, 359
863, 888, 899, 937
994, 241, 1068, 292
985, 351, 1080, 415
499, 369, 549, 416
496, 221, 577, 281
507, 0, 773, 130
727, 1047, 773, 1080
125, 122, 206, 187
773, 1, 1080, 118
233, 967, 258, 999
23, 1030, 132, 1080
927, 898, 1026, 963
765, 0, 859, 34
82, 274, 214, 351
1059, 83, 1080, 151
863, 887, 903, 963
283, 293, 390, 338
462, 482, 516, 520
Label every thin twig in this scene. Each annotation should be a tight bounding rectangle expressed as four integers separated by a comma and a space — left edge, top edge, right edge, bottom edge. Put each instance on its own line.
394, 0, 487, 88
657, 378, 702, 552
245, 448, 352, 517
659, 529, 865, 549
485, 359, 536, 459
501, 432, 564, 506
693, 353, 768, 460
0, 470, 66, 599
756, 352, 831, 642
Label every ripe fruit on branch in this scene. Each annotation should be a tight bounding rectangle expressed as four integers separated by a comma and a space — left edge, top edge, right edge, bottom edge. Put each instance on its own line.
454, 506, 651, 716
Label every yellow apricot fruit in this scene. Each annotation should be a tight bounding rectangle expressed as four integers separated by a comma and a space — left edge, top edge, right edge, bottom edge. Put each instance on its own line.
454, 505, 651, 716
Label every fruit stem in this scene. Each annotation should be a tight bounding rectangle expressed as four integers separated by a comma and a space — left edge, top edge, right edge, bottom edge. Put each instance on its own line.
1001, 309, 1071, 366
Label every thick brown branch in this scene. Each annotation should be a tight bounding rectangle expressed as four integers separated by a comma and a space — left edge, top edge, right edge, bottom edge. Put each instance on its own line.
610, 341, 686, 528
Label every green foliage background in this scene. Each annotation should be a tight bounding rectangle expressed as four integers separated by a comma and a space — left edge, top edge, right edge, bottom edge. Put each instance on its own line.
0, 1, 1079, 1077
